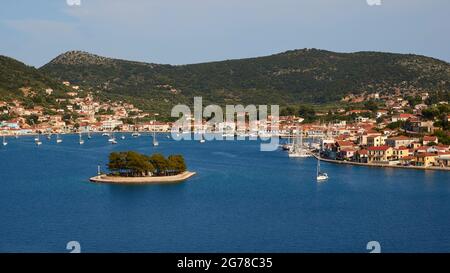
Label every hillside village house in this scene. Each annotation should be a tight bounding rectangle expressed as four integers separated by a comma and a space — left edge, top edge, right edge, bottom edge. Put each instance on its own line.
101, 119, 123, 131
367, 146, 394, 163
391, 113, 415, 122
392, 146, 409, 160
415, 153, 438, 167
423, 136, 438, 146
367, 135, 387, 147
437, 155, 450, 167
406, 119, 435, 133
376, 110, 389, 118
338, 148, 356, 160
354, 149, 369, 163
142, 122, 171, 132
385, 136, 418, 148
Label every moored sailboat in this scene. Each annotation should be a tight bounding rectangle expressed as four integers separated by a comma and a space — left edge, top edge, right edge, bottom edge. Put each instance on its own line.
152, 131, 159, 146
35, 134, 42, 146
288, 127, 311, 158
108, 132, 117, 144
56, 133, 63, 143
200, 133, 206, 143
316, 155, 329, 182
79, 133, 85, 145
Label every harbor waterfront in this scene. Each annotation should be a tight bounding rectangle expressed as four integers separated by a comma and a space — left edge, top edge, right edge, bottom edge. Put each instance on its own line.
1, 133, 450, 253
312, 154, 450, 172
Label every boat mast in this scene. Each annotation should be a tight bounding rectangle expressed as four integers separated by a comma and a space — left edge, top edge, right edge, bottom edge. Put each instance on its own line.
300, 126, 303, 152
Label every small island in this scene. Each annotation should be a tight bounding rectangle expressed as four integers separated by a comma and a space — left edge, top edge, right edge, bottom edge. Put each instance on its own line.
90, 151, 196, 184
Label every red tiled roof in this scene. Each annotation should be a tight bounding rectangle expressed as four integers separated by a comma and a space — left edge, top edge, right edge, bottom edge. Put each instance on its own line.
388, 136, 412, 141
423, 136, 438, 141
367, 146, 391, 151
398, 114, 415, 118
416, 153, 438, 158
336, 141, 354, 147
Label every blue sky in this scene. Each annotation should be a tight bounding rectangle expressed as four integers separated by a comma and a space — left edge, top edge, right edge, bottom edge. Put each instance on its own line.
1, 0, 449, 67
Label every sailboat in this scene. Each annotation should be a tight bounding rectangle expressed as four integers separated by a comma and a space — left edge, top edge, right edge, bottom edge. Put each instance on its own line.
56, 133, 63, 143
152, 131, 159, 146
2, 135, 7, 146
288, 127, 311, 158
132, 119, 140, 137
46, 133, 51, 140
282, 134, 292, 151
108, 132, 117, 144
316, 155, 329, 182
199, 133, 206, 143
35, 134, 42, 146
87, 131, 92, 139
79, 133, 85, 145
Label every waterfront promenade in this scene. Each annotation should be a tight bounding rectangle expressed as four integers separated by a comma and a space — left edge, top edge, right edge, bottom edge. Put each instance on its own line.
312, 154, 450, 172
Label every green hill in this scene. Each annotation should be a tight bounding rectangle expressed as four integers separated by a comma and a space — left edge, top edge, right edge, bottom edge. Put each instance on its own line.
40, 49, 450, 114
0, 55, 70, 99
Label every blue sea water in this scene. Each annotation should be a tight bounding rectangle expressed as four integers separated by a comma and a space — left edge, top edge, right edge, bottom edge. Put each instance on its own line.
0, 134, 449, 253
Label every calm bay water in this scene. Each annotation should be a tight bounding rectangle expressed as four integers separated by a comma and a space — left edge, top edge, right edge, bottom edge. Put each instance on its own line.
0, 134, 449, 253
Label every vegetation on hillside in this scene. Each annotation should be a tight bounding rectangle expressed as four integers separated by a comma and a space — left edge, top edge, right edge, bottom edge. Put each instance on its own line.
40, 49, 450, 117
0, 55, 70, 99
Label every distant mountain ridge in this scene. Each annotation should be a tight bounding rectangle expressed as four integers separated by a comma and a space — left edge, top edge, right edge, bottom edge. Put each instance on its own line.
1, 49, 449, 116
39, 49, 450, 109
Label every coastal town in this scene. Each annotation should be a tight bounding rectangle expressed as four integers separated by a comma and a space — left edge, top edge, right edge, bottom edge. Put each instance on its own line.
1, 81, 449, 170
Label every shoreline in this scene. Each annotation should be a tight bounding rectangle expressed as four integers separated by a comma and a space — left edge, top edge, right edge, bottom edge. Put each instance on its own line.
0, 131, 170, 137
312, 154, 450, 172
89, 171, 196, 184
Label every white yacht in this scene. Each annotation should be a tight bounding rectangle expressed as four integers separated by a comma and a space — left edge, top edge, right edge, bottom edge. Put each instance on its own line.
108, 132, 117, 144
316, 157, 329, 182
2, 135, 7, 146
200, 133, 206, 143
56, 133, 63, 144
79, 133, 85, 145
152, 131, 159, 147
35, 134, 42, 146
